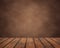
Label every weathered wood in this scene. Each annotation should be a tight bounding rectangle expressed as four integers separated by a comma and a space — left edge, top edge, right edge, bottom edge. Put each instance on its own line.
46, 38, 60, 48
40, 38, 54, 48
0, 38, 8, 44
0, 38, 14, 48
26, 38, 35, 48
0, 38, 60, 48
55, 38, 60, 40
51, 38, 60, 45
15, 38, 26, 48
34, 38, 43, 48
4, 38, 20, 48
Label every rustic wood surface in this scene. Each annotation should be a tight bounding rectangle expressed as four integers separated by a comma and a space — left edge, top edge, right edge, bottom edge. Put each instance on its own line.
0, 38, 60, 48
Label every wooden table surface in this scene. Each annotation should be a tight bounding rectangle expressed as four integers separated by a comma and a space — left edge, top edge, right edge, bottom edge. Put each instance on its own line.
0, 38, 60, 48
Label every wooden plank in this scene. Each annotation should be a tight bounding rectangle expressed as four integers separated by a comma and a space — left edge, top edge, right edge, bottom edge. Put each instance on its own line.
46, 38, 60, 48
0, 38, 14, 48
34, 38, 43, 48
51, 38, 58, 42
0, 38, 8, 44
55, 38, 60, 40
15, 38, 26, 48
40, 38, 54, 48
51, 38, 60, 45
55, 38, 60, 44
26, 38, 35, 48
4, 38, 20, 48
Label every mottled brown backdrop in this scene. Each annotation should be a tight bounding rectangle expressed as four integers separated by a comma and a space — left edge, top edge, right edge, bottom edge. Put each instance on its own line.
0, 0, 60, 37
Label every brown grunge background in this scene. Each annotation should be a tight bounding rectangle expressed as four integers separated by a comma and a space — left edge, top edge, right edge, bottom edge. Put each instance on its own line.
0, 0, 60, 37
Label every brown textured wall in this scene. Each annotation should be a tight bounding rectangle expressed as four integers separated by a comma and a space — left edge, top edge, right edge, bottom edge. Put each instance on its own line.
0, 0, 60, 37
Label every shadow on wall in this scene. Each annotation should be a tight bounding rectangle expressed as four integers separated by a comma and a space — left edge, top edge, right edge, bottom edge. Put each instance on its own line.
0, 0, 60, 37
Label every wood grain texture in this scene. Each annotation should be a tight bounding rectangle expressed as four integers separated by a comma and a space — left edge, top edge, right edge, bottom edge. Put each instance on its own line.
34, 38, 43, 48
0, 38, 60, 48
15, 38, 26, 48
26, 38, 35, 48
46, 38, 60, 48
